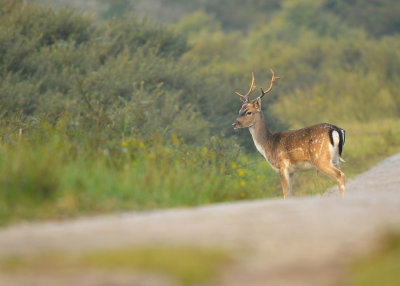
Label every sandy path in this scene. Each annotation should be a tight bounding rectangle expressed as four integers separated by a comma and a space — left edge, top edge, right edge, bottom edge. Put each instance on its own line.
0, 154, 399, 286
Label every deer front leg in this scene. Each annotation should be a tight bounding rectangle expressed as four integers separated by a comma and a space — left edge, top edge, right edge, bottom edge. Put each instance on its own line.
279, 168, 291, 199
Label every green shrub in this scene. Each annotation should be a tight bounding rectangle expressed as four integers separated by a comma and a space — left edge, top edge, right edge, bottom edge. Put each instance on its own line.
0, 121, 279, 224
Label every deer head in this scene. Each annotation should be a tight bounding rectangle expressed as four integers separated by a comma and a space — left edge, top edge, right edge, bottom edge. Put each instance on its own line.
232, 70, 279, 129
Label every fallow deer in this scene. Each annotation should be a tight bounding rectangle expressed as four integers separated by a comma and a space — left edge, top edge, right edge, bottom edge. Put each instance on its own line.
232, 70, 346, 198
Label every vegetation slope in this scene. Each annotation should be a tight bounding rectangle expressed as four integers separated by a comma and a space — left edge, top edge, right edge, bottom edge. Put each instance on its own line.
1, 0, 399, 224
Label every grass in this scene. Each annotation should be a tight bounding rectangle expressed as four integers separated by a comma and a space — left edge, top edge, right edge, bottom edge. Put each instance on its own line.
0, 118, 399, 226
83, 247, 232, 285
341, 232, 400, 286
0, 246, 232, 285
0, 123, 280, 225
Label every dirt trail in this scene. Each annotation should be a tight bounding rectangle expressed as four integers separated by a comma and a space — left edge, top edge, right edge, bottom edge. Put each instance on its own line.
0, 154, 400, 286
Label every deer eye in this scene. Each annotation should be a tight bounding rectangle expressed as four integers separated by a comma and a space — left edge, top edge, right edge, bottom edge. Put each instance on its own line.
246, 111, 252, 115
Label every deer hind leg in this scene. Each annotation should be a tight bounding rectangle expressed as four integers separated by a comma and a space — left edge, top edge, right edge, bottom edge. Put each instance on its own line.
317, 163, 346, 196
279, 168, 292, 199
289, 173, 295, 195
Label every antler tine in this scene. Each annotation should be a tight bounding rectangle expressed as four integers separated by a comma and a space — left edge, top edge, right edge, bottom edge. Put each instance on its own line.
259, 69, 280, 99
235, 72, 256, 103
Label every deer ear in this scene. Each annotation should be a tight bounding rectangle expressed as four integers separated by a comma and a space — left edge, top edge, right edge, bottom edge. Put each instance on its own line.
253, 97, 261, 111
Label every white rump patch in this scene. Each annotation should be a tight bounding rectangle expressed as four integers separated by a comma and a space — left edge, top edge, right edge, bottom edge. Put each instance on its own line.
332, 130, 340, 146
330, 130, 340, 167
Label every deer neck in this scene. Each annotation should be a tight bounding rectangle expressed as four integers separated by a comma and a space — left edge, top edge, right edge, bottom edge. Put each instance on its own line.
248, 112, 273, 161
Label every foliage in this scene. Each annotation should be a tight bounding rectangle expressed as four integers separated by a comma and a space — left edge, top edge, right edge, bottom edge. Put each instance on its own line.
91, 0, 399, 37
324, 0, 400, 37
83, 247, 232, 285
342, 232, 400, 286
173, 0, 400, 143
0, 122, 279, 225
1, 246, 232, 285
85, 0, 400, 37
0, 1, 209, 145
99, 0, 131, 19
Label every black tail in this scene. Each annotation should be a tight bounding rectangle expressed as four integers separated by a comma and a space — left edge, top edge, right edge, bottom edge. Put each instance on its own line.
328, 126, 345, 156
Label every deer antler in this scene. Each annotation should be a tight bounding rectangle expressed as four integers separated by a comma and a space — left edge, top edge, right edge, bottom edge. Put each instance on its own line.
259, 69, 280, 99
235, 72, 256, 103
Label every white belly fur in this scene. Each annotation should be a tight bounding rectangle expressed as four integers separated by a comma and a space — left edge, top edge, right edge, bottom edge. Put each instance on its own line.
330, 130, 340, 167
288, 161, 315, 172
